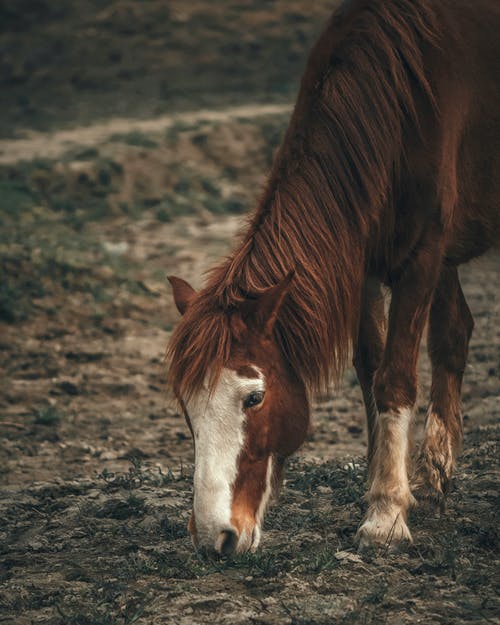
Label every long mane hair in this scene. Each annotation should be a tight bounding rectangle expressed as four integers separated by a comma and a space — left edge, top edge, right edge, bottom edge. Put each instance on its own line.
167, 0, 439, 399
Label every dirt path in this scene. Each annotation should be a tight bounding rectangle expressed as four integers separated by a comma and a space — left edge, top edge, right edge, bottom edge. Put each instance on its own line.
0, 103, 292, 165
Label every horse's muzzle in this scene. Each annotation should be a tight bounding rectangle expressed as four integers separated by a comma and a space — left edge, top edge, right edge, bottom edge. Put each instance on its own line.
189, 515, 260, 556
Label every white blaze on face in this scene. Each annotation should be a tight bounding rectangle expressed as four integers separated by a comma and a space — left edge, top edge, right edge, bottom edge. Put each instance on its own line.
184, 366, 266, 550
250, 454, 274, 551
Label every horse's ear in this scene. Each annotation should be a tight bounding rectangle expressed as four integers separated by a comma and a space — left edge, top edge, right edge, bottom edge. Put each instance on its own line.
168, 276, 196, 315
251, 271, 295, 337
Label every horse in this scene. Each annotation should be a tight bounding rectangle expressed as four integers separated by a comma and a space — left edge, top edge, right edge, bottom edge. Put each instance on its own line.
167, 0, 500, 556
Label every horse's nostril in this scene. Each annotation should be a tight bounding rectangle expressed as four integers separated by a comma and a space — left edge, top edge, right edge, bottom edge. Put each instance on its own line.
215, 529, 238, 557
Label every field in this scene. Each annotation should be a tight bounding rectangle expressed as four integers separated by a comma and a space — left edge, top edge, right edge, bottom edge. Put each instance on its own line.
0, 2, 499, 624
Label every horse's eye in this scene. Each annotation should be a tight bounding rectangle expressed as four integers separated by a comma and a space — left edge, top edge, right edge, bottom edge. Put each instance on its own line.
243, 391, 265, 409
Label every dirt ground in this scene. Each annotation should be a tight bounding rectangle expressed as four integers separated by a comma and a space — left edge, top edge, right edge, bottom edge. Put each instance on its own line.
1, 2, 499, 624
1, 132, 498, 623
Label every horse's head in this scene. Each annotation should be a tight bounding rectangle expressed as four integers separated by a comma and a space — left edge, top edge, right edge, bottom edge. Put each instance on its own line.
168, 274, 309, 555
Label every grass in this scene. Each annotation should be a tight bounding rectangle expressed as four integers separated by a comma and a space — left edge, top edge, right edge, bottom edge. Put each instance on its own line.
34, 405, 62, 426
0, 0, 329, 137
95, 494, 146, 520
287, 458, 367, 503
0, 112, 291, 323
0, 168, 161, 323
165, 120, 208, 143
97, 458, 190, 491
109, 131, 160, 148
251, 113, 289, 161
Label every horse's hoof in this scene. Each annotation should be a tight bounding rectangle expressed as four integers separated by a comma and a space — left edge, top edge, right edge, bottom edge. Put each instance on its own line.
356, 511, 412, 554
412, 455, 451, 516
412, 482, 447, 515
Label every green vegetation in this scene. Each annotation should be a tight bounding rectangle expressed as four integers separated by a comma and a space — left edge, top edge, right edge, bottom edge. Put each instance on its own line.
0, 0, 329, 136
0, 114, 290, 323
109, 131, 159, 148
34, 405, 62, 426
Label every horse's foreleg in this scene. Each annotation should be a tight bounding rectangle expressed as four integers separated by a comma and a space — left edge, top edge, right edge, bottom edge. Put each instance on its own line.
413, 266, 473, 508
357, 235, 443, 551
353, 277, 386, 463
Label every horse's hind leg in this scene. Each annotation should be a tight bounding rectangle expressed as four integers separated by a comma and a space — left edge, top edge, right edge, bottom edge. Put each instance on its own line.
353, 277, 386, 463
413, 265, 473, 507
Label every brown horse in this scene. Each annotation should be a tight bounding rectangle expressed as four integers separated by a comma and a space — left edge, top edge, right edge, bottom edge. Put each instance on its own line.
167, 0, 499, 555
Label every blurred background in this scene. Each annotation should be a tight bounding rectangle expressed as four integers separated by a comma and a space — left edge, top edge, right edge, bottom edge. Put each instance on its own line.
1, 0, 332, 134
0, 0, 336, 485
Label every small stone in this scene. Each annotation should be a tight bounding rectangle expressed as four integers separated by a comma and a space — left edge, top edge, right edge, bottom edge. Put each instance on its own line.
102, 241, 129, 255
335, 550, 363, 563
58, 380, 80, 395
95, 265, 115, 280
347, 424, 363, 436
100, 450, 119, 461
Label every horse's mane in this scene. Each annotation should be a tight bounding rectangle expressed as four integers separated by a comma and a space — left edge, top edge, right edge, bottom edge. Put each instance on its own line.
167, 0, 440, 399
